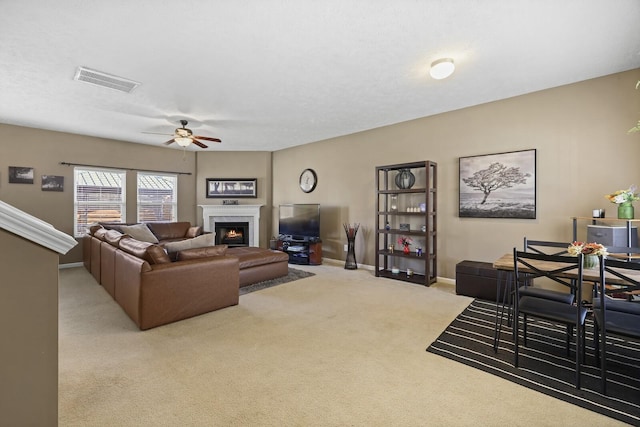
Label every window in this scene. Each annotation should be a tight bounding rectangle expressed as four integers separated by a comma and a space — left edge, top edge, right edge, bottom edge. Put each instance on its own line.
137, 172, 177, 223
74, 168, 126, 237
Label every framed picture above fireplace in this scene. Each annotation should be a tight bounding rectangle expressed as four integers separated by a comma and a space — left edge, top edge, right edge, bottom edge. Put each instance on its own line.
206, 178, 257, 198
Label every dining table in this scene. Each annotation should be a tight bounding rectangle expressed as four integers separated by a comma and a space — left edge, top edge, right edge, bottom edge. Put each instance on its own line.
491, 252, 640, 351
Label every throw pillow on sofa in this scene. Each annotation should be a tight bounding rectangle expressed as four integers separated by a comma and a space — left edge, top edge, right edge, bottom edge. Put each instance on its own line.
120, 223, 159, 244
164, 233, 215, 253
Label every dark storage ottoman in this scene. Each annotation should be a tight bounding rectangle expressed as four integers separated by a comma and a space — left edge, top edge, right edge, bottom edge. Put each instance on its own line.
455, 260, 505, 301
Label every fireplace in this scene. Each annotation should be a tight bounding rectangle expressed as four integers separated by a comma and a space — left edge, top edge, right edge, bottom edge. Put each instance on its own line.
199, 204, 263, 247
215, 222, 249, 247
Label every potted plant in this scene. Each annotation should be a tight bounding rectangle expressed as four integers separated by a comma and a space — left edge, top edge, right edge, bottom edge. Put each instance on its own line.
605, 185, 640, 219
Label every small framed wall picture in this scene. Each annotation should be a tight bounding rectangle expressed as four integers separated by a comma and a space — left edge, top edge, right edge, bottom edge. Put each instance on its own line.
42, 175, 64, 192
8, 166, 34, 184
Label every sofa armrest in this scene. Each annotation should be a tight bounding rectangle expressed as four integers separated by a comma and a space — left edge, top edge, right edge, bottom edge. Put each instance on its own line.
185, 226, 203, 238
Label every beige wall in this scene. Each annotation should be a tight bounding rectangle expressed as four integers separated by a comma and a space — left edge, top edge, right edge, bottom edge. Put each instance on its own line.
0, 126, 198, 263
272, 69, 640, 278
0, 229, 59, 426
196, 151, 274, 245
1, 69, 639, 276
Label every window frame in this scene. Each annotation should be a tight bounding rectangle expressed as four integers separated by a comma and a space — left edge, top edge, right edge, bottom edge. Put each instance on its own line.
74, 167, 126, 237
136, 172, 178, 223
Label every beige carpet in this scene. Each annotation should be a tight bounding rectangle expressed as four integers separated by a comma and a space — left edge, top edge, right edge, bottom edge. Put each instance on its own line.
59, 264, 625, 426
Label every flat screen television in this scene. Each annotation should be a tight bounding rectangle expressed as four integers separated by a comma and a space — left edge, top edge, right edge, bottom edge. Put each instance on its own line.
279, 204, 320, 239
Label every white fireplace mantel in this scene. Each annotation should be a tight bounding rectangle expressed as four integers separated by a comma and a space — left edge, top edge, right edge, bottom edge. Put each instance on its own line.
199, 204, 263, 247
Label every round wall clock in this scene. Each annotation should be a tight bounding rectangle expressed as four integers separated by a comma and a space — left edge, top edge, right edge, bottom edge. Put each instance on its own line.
299, 168, 317, 193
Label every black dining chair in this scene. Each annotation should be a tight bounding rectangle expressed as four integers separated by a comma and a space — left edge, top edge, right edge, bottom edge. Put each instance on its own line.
513, 249, 588, 389
598, 245, 640, 264
493, 239, 575, 353
520, 238, 576, 304
593, 255, 640, 395
523, 238, 570, 256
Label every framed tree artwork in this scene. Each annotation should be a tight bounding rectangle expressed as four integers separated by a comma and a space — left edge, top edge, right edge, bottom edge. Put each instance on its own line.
459, 149, 536, 219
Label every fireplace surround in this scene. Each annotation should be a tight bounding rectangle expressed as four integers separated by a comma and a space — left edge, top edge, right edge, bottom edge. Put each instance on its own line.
199, 204, 263, 247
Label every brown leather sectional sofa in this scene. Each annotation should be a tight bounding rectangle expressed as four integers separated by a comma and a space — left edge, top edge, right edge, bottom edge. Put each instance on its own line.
82, 222, 289, 330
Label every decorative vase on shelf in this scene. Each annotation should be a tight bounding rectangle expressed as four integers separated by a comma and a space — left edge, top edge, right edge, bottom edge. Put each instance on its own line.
583, 254, 599, 270
395, 169, 415, 189
403, 245, 410, 254
617, 202, 635, 219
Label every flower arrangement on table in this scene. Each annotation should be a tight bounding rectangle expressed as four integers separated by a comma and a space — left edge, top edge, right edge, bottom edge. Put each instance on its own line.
605, 185, 640, 204
567, 241, 608, 257
568, 241, 608, 269
605, 185, 639, 219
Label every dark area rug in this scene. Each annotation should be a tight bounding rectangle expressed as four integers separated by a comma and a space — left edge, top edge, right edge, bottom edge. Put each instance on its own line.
239, 268, 315, 295
426, 299, 640, 425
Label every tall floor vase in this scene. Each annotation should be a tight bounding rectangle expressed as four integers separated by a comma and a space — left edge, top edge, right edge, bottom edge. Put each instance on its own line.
343, 223, 360, 270
617, 202, 635, 219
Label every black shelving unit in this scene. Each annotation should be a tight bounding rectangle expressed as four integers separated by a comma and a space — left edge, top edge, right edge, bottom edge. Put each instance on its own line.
375, 161, 437, 285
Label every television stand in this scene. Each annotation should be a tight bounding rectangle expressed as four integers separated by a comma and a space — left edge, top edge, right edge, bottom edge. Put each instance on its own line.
277, 236, 322, 265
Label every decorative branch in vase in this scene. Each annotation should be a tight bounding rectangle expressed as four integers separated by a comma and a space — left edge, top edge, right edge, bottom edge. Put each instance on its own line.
398, 236, 413, 254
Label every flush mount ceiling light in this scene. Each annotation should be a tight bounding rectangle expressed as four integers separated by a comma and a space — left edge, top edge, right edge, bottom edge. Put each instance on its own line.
429, 58, 455, 80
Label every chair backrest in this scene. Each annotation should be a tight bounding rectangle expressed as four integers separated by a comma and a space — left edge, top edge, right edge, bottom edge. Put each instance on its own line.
523, 237, 569, 256
513, 248, 583, 300
598, 255, 640, 296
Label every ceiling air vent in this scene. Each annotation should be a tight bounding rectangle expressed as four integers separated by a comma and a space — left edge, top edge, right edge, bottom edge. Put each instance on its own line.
73, 66, 140, 93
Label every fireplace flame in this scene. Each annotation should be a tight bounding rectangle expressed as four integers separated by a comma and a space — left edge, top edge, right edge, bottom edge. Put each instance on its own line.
226, 230, 243, 238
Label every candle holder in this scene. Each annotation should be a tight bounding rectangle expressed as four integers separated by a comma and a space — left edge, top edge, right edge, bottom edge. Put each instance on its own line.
343, 223, 360, 270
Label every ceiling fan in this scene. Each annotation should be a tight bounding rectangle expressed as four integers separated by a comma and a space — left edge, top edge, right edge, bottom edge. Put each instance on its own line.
144, 119, 221, 149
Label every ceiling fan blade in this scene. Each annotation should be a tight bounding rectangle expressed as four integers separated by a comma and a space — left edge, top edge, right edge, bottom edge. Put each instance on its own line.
191, 139, 209, 149
193, 135, 221, 143
143, 131, 174, 136
163, 139, 176, 145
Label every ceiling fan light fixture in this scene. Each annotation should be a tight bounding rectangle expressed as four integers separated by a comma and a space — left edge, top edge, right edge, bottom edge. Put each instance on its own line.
429, 58, 455, 80
175, 137, 192, 147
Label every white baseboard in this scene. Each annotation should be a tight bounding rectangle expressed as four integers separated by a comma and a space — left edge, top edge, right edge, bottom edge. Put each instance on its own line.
59, 262, 83, 269
61, 257, 456, 284
323, 257, 454, 285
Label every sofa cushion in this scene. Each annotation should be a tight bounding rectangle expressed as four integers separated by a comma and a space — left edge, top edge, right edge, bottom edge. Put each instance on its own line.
227, 247, 290, 269
164, 233, 215, 253
120, 224, 159, 244
118, 237, 171, 264
146, 222, 192, 240
104, 229, 128, 246
185, 225, 203, 238
89, 223, 104, 235
177, 245, 228, 261
93, 227, 109, 241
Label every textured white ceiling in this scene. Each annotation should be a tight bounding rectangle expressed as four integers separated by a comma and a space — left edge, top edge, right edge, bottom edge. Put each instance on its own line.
1, 1, 639, 151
